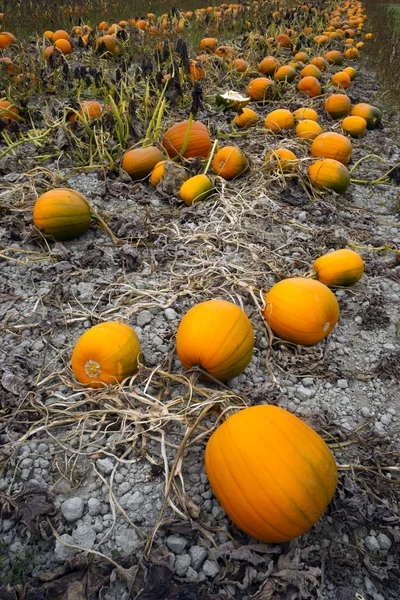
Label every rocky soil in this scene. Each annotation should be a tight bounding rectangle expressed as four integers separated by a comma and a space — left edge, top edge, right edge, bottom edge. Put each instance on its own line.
0, 50, 399, 600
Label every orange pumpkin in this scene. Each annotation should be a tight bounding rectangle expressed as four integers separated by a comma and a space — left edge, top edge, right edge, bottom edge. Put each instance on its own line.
205, 404, 338, 543
231, 58, 248, 72
341, 115, 367, 138
71, 321, 140, 388
149, 160, 187, 187
273, 66, 297, 83
96, 35, 122, 55
294, 51, 309, 63
0, 32, 16, 49
176, 299, 254, 381
344, 47, 359, 60
69, 100, 102, 123
190, 60, 206, 80
311, 132, 352, 164
180, 174, 214, 206
331, 71, 351, 89
324, 50, 343, 65
343, 66, 357, 80
215, 45, 235, 58
199, 37, 218, 52
0, 99, 19, 123
0, 57, 14, 74
310, 56, 328, 71
54, 39, 72, 54
293, 107, 319, 122
324, 94, 352, 119
212, 146, 248, 179
233, 107, 258, 128
122, 146, 165, 180
276, 33, 291, 47
257, 56, 281, 75
313, 249, 364, 286
350, 103, 382, 129
296, 119, 323, 140
264, 109, 295, 133
308, 159, 351, 194
245, 77, 274, 102
43, 30, 54, 40
263, 277, 340, 345
266, 148, 297, 172
52, 29, 70, 42
297, 76, 321, 98
162, 120, 212, 159
33, 188, 91, 241
300, 65, 322, 80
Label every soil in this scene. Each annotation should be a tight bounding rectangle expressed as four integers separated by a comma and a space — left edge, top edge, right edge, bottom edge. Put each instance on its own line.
0, 28, 399, 600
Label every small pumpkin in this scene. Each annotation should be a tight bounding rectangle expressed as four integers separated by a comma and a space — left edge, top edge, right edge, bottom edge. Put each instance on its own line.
324, 94, 351, 119
0, 99, 19, 123
297, 76, 321, 98
199, 37, 218, 52
294, 51, 309, 63
293, 107, 318, 122
234, 107, 258, 128
96, 35, 122, 55
162, 120, 212, 159
205, 404, 338, 543
190, 60, 206, 80
53, 29, 70, 42
331, 71, 351, 89
324, 50, 343, 65
33, 188, 91, 241
264, 109, 295, 133
180, 174, 214, 206
245, 77, 274, 102
310, 56, 328, 70
273, 66, 297, 83
300, 64, 322, 80
308, 158, 351, 194
296, 119, 322, 140
71, 321, 140, 388
350, 103, 382, 129
176, 299, 254, 381
313, 249, 364, 286
257, 56, 281, 75
343, 66, 357, 80
263, 277, 340, 345
54, 39, 72, 54
311, 132, 352, 164
266, 148, 297, 172
69, 100, 102, 123
212, 146, 248, 179
344, 47, 359, 60
231, 58, 249, 72
122, 146, 165, 180
341, 115, 367, 138
276, 33, 292, 47
149, 160, 187, 187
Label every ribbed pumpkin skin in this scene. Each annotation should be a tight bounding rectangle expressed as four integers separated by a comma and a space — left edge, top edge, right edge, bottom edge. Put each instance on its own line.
33, 188, 91, 241
162, 120, 212, 159
324, 94, 351, 119
342, 115, 367, 138
350, 103, 382, 129
313, 249, 364, 286
205, 404, 338, 543
176, 299, 254, 381
331, 71, 351, 89
266, 148, 297, 172
257, 56, 281, 75
263, 277, 340, 345
324, 50, 343, 65
264, 109, 294, 133
180, 174, 213, 206
212, 146, 248, 180
71, 321, 140, 388
273, 66, 296, 83
122, 146, 165, 180
245, 77, 274, 102
297, 76, 321, 98
96, 35, 122, 55
311, 132, 352, 165
308, 159, 350, 194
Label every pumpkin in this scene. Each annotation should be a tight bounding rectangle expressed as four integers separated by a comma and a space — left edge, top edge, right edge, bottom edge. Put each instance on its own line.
310, 56, 328, 70
276, 33, 292, 47
313, 248, 364, 286
180, 174, 214, 206
324, 50, 343, 65
69, 100, 102, 123
43, 30, 54, 40
300, 65, 322, 80
343, 66, 357, 80
190, 60, 206, 80
264, 109, 294, 133
266, 148, 297, 172
297, 76, 321, 98
293, 107, 319, 122
257, 56, 281, 75
216, 45, 235, 58
212, 146, 248, 180
0, 99, 19, 123
205, 404, 338, 543
263, 277, 340, 345
122, 146, 165, 180
0, 57, 14, 74
273, 66, 297, 83
344, 47, 359, 60
71, 321, 140, 388
294, 51, 309, 63
162, 120, 212, 159
296, 119, 322, 140
341, 115, 367, 138
234, 107, 258, 128
231, 58, 249, 72
176, 299, 254, 381
308, 159, 351, 194
311, 132, 352, 164
324, 94, 351, 119
54, 39, 72, 54
52, 29, 70, 42
96, 35, 122, 55
245, 77, 274, 102
350, 103, 382, 129
199, 37, 218, 52
331, 71, 351, 89
149, 160, 187, 187
365, 33, 373, 40
0, 32, 16, 50
216, 91, 250, 110
33, 188, 91, 241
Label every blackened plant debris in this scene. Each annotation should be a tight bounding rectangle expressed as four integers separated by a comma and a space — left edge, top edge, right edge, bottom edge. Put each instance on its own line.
190, 82, 204, 118
0, 483, 59, 539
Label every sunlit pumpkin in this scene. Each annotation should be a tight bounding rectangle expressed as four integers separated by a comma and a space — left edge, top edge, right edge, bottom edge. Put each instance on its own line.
205, 404, 338, 543
300, 65, 322, 80
324, 94, 352, 119
180, 174, 214, 206
96, 35, 122, 55
52, 29, 70, 42
176, 299, 254, 381
71, 321, 140, 388
308, 159, 351, 194
33, 188, 91, 241
234, 107, 258, 128
293, 107, 319, 122
311, 132, 352, 164
212, 146, 248, 179
350, 103, 382, 129
296, 119, 323, 140
69, 100, 102, 123
263, 277, 340, 345
313, 248, 364, 286
264, 109, 295, 133
294, 51, 309, 63
266, 148, 298, 172
341, 115, 367, 138
245, 77, 274, 102
324, 50, 343, 65
297, 76, 321, 98
0, 32, 16, 49
162, 120, 212, 159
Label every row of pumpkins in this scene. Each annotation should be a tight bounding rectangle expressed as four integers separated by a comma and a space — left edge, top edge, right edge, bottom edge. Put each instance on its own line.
9, 0, 371, 547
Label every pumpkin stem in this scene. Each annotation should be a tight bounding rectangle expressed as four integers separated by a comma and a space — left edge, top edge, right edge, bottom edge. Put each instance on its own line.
349, 153, 390, 175
203, 139, 219, 175
107, 95, 126, 150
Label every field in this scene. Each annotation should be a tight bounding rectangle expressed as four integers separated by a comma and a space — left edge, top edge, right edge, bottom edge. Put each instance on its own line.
0, 1, 399, 600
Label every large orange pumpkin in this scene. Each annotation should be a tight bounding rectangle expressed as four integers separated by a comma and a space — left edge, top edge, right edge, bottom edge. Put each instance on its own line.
71, 321, 140, 388
212, 146, 248, 179
308, 159, 351, 194
33, 188, 91, 241
205, 404, 338, 543
273, 66, 297, 83
122, 146, 165, 180
331, 71, 351, 89
297, 76, 321, 98
293, 107, 318, 122
264, 109, 294, 133
245, 77, 274, 102
311, 132, 352, 164
324, 94, 352, 119
162, 120, 212, 159
313, 249, 364, 286
96, 35, 122, 55
324, 50, 343, 65
176, 299, 254, 381
263, 277, 340, 345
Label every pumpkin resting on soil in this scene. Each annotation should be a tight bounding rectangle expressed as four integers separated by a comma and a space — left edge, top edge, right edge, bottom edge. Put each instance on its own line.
263, 277, 340, 345
33, 188, 91, 241
212, 146, 248, 179
180, 174, 214, 206
72, 321, 140, 388
311, 132, 352, 164
122, 146, 165, 180
162, 120, 212, 159
313, 249, 364, 286
308, 159, 351, 194
205, 404, 338, 543
176, 299, 254, 381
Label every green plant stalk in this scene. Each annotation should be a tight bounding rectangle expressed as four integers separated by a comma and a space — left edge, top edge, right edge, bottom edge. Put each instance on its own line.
349, 153, 390, 175
143, 79, 169, 147
203, 139, 219, 175
107, 95, 126, 149
172, 112, 193, 162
